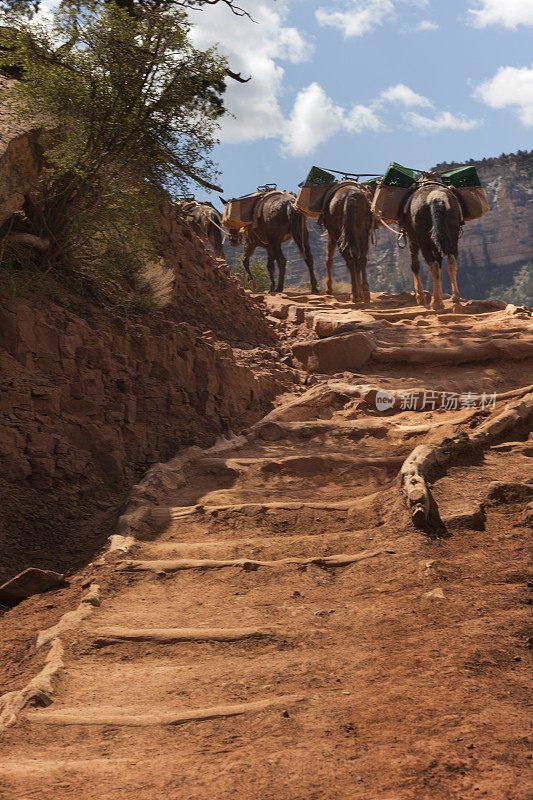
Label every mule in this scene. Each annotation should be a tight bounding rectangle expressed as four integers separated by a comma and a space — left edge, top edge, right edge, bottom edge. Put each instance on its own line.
401, 183, 463, 311
181, 201, 225, 260
321, 184, 374, 304
221, 191, 319, 294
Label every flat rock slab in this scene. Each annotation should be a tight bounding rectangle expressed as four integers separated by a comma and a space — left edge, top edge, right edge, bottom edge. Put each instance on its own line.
304, 310, 378, 338
291, 331, 375, 373
0, 568, 64, 604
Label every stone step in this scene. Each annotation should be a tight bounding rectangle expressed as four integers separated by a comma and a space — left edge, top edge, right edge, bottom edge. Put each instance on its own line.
152, 498, 374, 523
89, 626, 274, 646
25, 695, 305, 727
117, 549, 384, 574
198, 453, 404, 478
135, 531, 375, 559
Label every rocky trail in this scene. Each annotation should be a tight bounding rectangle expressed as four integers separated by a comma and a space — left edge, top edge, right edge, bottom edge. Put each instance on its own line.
1, 290, 532, 799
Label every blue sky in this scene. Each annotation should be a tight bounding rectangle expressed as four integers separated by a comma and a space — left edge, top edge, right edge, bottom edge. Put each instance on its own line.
190, 0, 533, 201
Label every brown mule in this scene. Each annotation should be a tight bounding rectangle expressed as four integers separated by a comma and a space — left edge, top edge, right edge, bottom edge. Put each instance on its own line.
402, 183, 463, 311
223, 192, 319, 294
321, 184, 374, 304
182, 202, 225, 260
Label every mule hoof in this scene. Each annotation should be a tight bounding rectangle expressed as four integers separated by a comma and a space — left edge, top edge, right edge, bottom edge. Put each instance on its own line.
431, 301, 445, 311
362, 291, 371, 304
416, 293, 426, 307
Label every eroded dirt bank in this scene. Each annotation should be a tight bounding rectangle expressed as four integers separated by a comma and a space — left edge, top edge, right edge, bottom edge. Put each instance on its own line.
0, 216, 293, 584
1, 289, 532, 800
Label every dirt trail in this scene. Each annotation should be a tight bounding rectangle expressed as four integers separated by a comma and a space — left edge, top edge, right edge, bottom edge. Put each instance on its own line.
1, 291, 532, 800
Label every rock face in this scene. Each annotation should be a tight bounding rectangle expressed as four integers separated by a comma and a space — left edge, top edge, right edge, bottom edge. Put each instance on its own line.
0, 217, 292, 582
0, 75, 47, 228
281, 150, 532, 301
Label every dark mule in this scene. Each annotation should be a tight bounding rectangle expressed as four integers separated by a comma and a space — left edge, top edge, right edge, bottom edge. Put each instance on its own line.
402, 183, 463, 311
222, 192, 319, 294
321, 184, 374, 304
181, 201, 225, 260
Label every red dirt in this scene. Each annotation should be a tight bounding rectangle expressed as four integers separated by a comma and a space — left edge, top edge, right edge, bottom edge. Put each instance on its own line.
1, 290, 532, 800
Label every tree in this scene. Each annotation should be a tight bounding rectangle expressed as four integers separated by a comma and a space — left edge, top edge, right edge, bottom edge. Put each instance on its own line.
0, 0, 230, 307
230, 253, 270, 292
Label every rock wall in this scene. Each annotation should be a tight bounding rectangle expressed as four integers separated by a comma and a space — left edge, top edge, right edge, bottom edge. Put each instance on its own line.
0, 219, 291, 583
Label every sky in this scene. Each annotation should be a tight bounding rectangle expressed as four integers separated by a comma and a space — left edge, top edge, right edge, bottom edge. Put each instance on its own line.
189, 0, 533, 202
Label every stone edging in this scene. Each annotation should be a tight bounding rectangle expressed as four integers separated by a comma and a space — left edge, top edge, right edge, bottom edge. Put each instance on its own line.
0, 435, 244, 733
401, 392, 533, 531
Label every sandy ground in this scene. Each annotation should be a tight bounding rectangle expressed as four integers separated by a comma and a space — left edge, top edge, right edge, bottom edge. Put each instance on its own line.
1, 290, 531, 799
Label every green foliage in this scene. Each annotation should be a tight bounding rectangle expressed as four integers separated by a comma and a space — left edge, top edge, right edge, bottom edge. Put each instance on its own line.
490, 264, 533, 306
0, 0, 228, 311
368, 262, 413, 294
231, 253, 270, 292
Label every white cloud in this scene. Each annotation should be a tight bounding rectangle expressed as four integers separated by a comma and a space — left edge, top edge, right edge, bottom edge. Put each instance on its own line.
474, 65, 533, 126
403, 110, 482, 133
376, 83, 433, 107
413, 19, 439, 31
315, 0, 430, 38
189, 1, 313, 144
315, 0, 395, 38
468, 0, 533, 29
345, 104, 384, 133
282, 84, 346, 156
281, 83, 383, 156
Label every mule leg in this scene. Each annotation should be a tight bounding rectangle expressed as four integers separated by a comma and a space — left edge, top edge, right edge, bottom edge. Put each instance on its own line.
266, 248, 276, 293
325, 236, 336, 296
243, 239, 258, 291
303, 234, 319, 294
347, 256, 363, 304
446, 255, 462, 311
428, 259, 445, 311
358, 254, 371, 305
273, 245, 286, 293
409, 241, 427, 306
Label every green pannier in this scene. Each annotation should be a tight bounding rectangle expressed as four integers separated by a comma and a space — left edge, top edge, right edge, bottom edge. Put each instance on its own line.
371, 163, 416, 221
441, 165, 489, 220
441, 166, 481, 188
303, 166, 335, 187
380, 162, 416, 189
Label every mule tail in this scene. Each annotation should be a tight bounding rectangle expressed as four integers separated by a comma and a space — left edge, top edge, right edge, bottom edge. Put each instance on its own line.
338, 192, 360, 261
288, 205, 309, 259
429, 195, 453, 257
288, 204, 318, 292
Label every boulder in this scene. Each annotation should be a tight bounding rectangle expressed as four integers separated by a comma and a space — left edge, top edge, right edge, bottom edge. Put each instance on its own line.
0, 76, 49, 229
486, 482, 533, 504
304, 310, 377, 338
0, 568, 64, 604
291, 331, 375, 374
